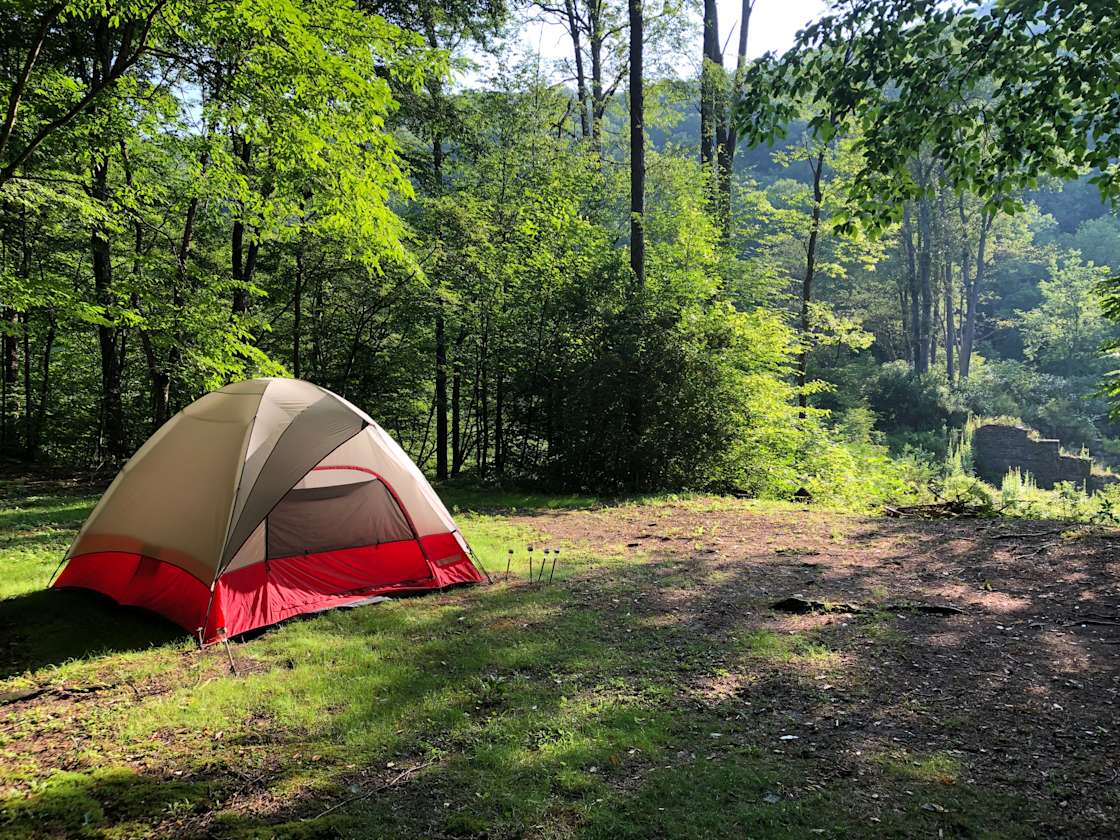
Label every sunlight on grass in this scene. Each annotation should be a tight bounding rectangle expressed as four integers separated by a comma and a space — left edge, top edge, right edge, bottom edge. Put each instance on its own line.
0, 495, 95, 599
879, 750, 961, 786
738, 630, 838, 666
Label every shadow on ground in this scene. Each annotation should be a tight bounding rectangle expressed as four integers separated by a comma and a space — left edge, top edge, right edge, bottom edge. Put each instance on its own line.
0, 589, 182, 679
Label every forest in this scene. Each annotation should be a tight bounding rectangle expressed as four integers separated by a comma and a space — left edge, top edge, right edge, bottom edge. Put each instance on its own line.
3, 0, 1120, 507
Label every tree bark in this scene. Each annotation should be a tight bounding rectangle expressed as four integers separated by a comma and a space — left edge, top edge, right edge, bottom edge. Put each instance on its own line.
452, 326, 465, 475
798, 150, 826, 413
902, 205, 921, 369
959, 207, 990, 380
629, 0, 645, 289
494, 356, 504, 476
700, 0, 721, 171
435, 303, 448, 479
23, 310, 55, 459
231, 136, 258, 316
1, 308, 15, 456
563, 0, 592, 137
944, 256, 956, 383
916, 193, 933, 375
293, 234, 304, 379
90, 153, 127, 462
589, 0, 608, 151
716, 0, 753, 238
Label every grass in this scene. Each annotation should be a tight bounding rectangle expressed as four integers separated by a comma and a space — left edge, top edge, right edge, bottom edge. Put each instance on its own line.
0, 479, 1055, 838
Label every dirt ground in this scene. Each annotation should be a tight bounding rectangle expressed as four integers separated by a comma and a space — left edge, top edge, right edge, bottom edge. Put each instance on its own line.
511, 502, 1120, 835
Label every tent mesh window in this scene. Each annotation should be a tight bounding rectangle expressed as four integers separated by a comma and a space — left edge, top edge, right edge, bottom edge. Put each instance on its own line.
266, 478, 413, 560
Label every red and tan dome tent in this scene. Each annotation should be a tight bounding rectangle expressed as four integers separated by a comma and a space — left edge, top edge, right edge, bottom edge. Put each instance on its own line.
53, 378, 484, 643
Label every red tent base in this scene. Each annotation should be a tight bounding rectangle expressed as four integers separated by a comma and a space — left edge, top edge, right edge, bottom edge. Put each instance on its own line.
54, 533, 482, 644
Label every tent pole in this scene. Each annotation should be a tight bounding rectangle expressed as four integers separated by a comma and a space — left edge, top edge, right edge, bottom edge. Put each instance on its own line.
199, 583, 218, 649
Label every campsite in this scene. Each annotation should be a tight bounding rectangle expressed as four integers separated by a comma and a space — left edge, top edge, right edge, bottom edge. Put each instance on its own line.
5, 0, 1120, 837
2, 476, 1119, 838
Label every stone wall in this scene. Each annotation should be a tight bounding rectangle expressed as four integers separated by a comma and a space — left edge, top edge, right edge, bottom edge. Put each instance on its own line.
972, 423, 1091, 490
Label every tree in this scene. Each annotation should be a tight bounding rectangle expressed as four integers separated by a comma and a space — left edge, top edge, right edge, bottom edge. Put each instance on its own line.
628, 0, 644, 289
1021, 253, 1114, 378
742, 1, 1120, 227
699, 0, 754, 237
0, 1, 178, 190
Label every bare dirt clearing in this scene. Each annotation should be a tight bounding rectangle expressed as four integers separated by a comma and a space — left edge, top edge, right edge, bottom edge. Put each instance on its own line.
512, 502, 1120, 835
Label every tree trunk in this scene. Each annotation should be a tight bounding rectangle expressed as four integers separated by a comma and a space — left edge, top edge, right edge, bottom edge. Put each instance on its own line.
231, 136, 258, 316
929, 261, 939, 369
435, 304, 448, 480
293, 234, 304, 379
589, 0, 606, 151
629, 0, 645, 289
715, 0, 753, 241
798, 151, 826, 413
626, 0, 645, 486
699, 0, 721, 171
431, 124, 449, 479
311, 270, 324, 379
452, 326, 465, 475
494, 357, 504, 476
479, 317, 490, 476
21, 312, 30, 456
902, 205, 921, 369
916, 193, 933, 375
959, 207, 990, 380
1, 309, 13, 457
563, 0, 592, 137
91, 154, 127, 462
24, 310, 55, 459
944, 257, 956, 383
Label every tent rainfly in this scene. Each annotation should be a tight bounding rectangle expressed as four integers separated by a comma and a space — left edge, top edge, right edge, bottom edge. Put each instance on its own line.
53, 378, 483, 642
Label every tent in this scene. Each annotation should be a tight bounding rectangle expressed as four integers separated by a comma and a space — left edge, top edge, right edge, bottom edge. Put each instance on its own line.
53, 378, 483, 642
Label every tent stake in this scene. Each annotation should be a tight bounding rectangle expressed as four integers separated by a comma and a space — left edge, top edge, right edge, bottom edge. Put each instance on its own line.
222, 639, 239, 676
548, 548, 559, 584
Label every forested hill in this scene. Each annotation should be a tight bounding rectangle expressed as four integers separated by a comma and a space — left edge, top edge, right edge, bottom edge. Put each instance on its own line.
2, 0, 1120, 510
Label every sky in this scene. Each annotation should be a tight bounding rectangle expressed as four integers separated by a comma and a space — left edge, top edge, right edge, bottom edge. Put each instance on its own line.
515, 0, 827, 72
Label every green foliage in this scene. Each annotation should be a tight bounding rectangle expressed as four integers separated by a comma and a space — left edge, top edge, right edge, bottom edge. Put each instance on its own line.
865, 361, 962, 438
5, 0, 1120, 506
1019, 253, 1115, 377
737, 1, 1120, 228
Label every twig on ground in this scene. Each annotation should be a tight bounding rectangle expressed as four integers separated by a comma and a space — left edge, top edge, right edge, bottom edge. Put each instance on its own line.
990, 528, 1069, 541
883, 500, 983, 519
771, 596, 964, 616
311, 759, 438, 820
1064, 619, 1120, 628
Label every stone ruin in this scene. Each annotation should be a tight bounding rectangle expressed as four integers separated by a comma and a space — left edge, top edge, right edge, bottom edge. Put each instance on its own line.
971, 423, 1114, 492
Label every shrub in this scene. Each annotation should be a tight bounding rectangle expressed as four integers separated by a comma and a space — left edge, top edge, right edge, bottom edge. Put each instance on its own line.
865, 361, 963, 442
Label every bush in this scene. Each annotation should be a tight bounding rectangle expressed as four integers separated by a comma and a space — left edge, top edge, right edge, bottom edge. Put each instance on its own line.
866, 361, 963, 437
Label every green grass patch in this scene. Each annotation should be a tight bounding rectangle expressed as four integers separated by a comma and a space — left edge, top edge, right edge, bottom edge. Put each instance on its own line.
737, 630, 838, 666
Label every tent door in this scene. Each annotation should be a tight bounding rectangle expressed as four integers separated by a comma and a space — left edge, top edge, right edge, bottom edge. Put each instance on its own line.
266, 476, 414, 560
